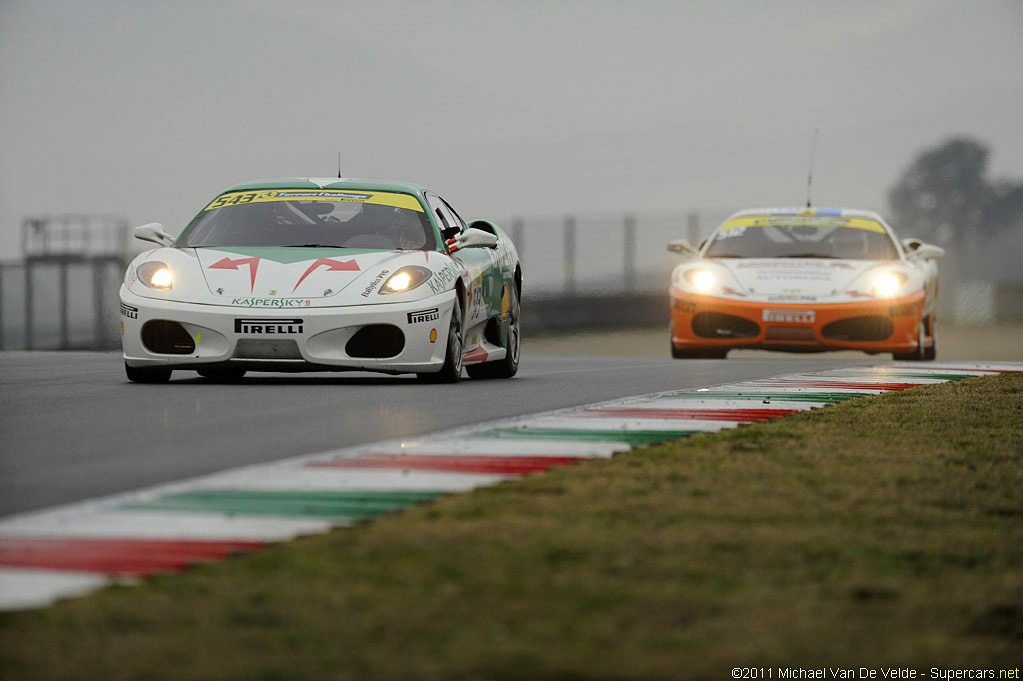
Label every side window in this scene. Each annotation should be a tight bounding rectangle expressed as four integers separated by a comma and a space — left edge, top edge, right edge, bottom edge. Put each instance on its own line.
425, 193, 457, 237
426, 193, 463, 245
439, 197, 468, 232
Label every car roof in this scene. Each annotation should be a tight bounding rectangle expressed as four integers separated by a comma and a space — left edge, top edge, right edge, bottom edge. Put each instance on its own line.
222, 177, 428, 196
726, 207, 888, 222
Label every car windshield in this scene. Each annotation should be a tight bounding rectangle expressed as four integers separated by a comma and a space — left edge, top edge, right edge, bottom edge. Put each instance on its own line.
180, 189, 435, 250
704, 215, 899, 260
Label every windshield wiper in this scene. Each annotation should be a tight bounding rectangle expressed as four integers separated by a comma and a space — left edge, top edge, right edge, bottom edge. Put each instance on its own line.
285, 244, 344, 248
706, 253, 745, 258
777, 253, 838, 259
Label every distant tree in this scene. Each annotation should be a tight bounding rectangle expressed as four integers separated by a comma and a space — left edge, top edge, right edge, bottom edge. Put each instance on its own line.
888, 136, 1023, 244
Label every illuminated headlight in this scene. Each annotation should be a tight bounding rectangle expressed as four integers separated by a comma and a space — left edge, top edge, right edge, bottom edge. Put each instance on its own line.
380, 266, 433, 294
136, 262, 174, 289
685, 269, 717, 293
871, 272, 907, 298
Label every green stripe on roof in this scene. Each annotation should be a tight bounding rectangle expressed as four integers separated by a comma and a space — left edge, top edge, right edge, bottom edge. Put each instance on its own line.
473, 428, 699, 445
123, 490, 444, 520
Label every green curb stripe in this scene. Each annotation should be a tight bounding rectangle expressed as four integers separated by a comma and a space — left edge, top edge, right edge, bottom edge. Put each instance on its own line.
123, 490, 445, 519
473, 428, 699, 445
857, 372, 973, 381
654, 391, 867, 403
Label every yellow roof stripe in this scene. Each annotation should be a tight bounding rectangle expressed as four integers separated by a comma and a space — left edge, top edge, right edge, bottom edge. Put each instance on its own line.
204, 189, 424, 213
721, 215, 885, 233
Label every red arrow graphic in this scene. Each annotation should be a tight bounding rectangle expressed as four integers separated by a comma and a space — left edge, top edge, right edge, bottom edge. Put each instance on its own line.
292, 257, 360, 292
208, 256, 261, 292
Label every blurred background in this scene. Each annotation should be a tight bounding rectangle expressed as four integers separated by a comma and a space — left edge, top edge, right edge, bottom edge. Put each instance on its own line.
1, 0, 1021, 349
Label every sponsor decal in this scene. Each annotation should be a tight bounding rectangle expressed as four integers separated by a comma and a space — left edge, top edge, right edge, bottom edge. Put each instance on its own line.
721, 215, 886, 234
427, 263, 459, 295
203, 190, 424, 213
889, 303, 916, 317
293, 257, 360, 292
429, 328, 438, 343
361, 270, 390, 297
195, 333, 202, 345
763, 309, 816, 324
120, 303, 138, 319
407, 307, 440, 324
209, 255, 261, 292
119, 320, 124, 336
766, 295, 819, 302
231, 297, 312, 308
234, 318, 304, 335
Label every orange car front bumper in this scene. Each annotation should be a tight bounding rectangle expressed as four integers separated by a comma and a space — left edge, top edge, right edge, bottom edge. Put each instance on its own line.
669, 289, 925, 353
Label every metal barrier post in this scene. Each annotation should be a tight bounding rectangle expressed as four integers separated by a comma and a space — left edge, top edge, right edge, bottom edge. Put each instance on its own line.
564, 216, 576, 294
0, 263, 4, 350
687, 211, 701, 248
94, 260, 107, 348
624, 214, 636, 292
511, 218, 524, 259
60, 261, 69, 349
24, 261, 34, 350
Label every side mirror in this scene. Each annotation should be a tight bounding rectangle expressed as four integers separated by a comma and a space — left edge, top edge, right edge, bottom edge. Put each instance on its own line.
448, 227, 498, 252
666, 238, 697, 258
908, 243, 944, 261
134, 223, 175, 247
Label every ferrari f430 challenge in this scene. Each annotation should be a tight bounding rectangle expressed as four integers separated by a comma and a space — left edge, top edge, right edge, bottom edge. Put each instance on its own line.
667, 208, 943, 360
120, 179, 521, 383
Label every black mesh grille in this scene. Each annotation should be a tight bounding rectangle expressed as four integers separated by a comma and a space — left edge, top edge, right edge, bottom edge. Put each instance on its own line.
691, 312, 759, 339
345, 325, 405, 358
822, 316, 893, 341
141, 320, 195, 355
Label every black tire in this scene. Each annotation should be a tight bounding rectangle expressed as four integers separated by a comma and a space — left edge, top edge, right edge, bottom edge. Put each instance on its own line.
125, 362, 172, 383
671, 345, 727, 359
417, 297, 464, 384
893, 318, 931, 361
924, 317, 937, 360
197, 367, 247, 382
466, 285, 520, 380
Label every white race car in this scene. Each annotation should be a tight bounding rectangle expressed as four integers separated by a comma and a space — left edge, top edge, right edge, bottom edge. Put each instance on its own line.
667, 207, 944, 359
120, 179, 522, 383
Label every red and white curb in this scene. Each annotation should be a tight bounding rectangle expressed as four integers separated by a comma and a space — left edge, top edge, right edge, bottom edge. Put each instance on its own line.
1, 362, 1018, 611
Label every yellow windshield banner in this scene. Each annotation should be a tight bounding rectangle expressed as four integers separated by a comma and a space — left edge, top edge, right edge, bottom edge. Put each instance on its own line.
721, 215, 885, 233
204, 190, 425, 213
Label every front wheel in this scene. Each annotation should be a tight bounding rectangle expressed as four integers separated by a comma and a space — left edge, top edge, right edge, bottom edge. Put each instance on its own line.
125, 362, 172, 383
893, 317, 934, 361
467, 285, 520, 380
418, 298, 464, 384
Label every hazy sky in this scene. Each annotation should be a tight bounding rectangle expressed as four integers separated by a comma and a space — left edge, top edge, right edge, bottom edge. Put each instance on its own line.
1, 0, 1021, 259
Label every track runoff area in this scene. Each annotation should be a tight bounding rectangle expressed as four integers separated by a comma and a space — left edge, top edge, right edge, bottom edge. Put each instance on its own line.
0, 361, 1019, 610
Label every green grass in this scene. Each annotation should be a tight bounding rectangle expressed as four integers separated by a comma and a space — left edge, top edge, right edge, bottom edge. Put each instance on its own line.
2, 375, 1021, 680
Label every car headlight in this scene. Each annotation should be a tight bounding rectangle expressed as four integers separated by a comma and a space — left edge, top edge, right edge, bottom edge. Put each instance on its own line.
136, 262, 174, 289
684, 269, 716, 293
871, 271, 907, 298
379, 266, 433, 294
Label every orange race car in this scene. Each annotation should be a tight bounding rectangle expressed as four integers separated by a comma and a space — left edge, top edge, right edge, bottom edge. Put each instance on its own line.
667, 208, 943, 360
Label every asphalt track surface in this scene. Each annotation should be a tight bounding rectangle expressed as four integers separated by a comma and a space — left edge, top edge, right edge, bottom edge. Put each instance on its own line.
0, 351, 877, 517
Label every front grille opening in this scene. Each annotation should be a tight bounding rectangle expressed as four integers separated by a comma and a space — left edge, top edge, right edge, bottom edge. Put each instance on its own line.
822, 315, 893, 341
765, 326, 816, 341
691, 312, 759, 339
141, 320, 195, 355
234, 339, 303, 360
345, 324, 405, 358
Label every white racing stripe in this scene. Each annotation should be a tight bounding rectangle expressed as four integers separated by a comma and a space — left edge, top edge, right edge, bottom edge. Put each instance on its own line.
0, 569, 114, 610
1, 361, 1017, 611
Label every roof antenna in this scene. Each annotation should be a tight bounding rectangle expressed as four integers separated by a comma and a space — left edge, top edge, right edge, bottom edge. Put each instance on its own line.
337, 151, 342, 179
805, 128, 819, 208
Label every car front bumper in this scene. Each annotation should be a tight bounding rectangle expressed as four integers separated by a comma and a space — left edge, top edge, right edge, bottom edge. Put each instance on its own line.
120, 287, 457, 373
668, 289, 927, 353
